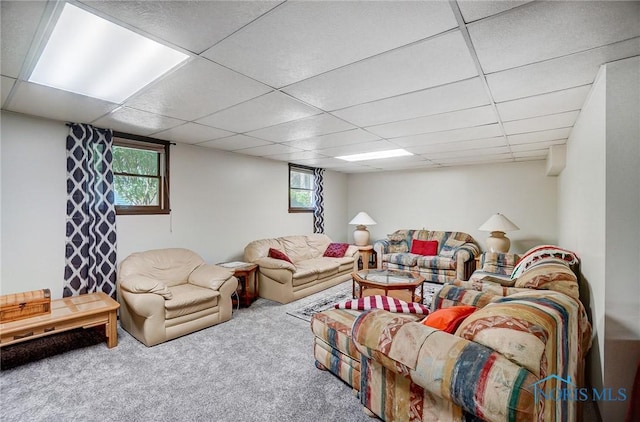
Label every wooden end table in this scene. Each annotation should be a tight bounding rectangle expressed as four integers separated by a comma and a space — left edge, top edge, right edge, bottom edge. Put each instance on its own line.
352, 269, 424, 303
355, 245, 375, 270
220, 263, 259, 308
0, 292, 119, 349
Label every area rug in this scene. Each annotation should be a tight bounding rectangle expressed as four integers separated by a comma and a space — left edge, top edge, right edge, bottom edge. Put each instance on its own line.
286, 281, 443, 322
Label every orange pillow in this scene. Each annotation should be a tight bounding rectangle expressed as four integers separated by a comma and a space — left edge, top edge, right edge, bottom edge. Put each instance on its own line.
422, 305, 476, 333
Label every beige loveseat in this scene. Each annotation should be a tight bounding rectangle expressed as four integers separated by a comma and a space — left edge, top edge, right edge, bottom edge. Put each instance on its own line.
244, 234, 359, 304
117, 248, 238, 346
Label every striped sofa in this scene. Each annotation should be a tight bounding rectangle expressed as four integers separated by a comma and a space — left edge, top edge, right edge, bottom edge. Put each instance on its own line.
373, 229, 480, 283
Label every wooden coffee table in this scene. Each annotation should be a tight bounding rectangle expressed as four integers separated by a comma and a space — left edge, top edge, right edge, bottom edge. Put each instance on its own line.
352, 269, 424, 303
0, 292, 119, 349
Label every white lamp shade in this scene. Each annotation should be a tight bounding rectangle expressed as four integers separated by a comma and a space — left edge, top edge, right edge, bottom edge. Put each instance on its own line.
478, 213, 519, 232
349, 212, 377, 226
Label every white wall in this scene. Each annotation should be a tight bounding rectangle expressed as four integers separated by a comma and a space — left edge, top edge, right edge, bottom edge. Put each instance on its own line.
0, 111, 348, 298
347, 160, 558, 254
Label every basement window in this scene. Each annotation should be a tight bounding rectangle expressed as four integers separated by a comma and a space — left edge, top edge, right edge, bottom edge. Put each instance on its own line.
113, 133, 170, 215
289, 164, 315, 212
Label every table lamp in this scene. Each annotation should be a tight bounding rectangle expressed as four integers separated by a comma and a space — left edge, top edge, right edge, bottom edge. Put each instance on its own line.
349, 212, 377, 246
478, 213, 519, 253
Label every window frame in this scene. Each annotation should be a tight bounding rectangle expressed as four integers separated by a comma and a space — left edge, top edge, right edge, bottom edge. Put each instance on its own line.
288, 163, 315, 213
112, 132, 171, 216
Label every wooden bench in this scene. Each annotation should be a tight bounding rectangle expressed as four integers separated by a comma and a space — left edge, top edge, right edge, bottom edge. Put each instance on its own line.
0, 292, 119, 349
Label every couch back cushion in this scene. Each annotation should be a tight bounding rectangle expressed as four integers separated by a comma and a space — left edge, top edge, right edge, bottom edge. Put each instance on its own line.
244, 238, 286, 263
391, 230, 475, 255
119, 248, 204, 287
244, 233, 333, 264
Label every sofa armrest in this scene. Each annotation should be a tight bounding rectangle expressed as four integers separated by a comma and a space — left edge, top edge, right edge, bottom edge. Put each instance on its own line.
344, 245, 359, 258
253, 256, 296, 272
453, 242, 480, 280
352, 308, 536, 420
188, 264, 234, 290
118, 275, 173, 300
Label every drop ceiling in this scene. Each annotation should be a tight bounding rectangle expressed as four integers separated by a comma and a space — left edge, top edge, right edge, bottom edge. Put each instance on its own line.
1, 1, 639, 173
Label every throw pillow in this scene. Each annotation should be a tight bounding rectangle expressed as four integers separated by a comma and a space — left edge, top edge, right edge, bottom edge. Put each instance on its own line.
387, 233, 405, 243
421, 305, 476, 333
410, 239, 438, 256
268, 248, 293, 264
335, 295, 430, 315
323, 242, 349, 258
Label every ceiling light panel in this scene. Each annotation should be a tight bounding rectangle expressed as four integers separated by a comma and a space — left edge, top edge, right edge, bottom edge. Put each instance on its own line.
30, 3, 189, 103
198, 135, 272, 151
497, 85, 591, 122
469, 1, 640, 73
319, 140, 399, 158
152, 123, 234, 144
203, 1, 457, 87
246, 113, 355, 143
195, 91, 320, 133
282, 31, 478, 110
487, 38, 640, 102
124, 57, 271, 121
332, 77, 490, 127
337, 149, 413, 162
367, 105, 497, 139
81, 0, 280, 54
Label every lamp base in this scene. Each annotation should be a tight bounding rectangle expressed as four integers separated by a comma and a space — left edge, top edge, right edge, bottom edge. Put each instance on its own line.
486, 231, 510, 253
353, 226, 370, 246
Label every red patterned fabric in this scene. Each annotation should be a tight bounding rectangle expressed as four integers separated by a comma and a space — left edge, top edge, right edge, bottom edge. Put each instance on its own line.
335, 295, 430, 315
323, 242, 349, 258
410, 239, 438, 256
268, 248, 293, 264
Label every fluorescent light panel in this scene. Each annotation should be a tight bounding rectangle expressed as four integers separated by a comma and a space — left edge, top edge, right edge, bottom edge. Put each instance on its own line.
336, 149, 413, 162
29, 3, 189, 103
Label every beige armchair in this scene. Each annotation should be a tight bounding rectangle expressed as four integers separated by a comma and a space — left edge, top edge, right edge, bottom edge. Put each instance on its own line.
117, 248, 238, 346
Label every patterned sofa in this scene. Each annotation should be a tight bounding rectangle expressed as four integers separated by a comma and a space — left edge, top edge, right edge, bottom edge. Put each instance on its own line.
373, 229, 480, 283
312, 245, 592, 421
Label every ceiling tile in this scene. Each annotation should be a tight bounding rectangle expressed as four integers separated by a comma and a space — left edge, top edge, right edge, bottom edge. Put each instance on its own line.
508, 128, 571, 145
80, 1, 279, 54
510, 139, 566, 152
355, 154, 429, 167
332, 77, 490, 127
0, 1, 48, 78
392, 124, 503, 148
425, 146, 511, 159
6, 81, 119, 124
246, 113, 355, 143
198, 135, 272, 151
457, 1, 533, 23
513, 150, 549, 159
235, 143, 305, 157
203, 1, 457, 87
265, 151, 328, 162
195, 91, 320, 133
124, 58, 271, 121
1, 76, 16, 105
285, 129, 380, 151
151, 123, 234, 144
433, 154, 514, 165
367, 105, 497, 139
469, 1, 640, 73
282, 31, 478, 110
291, 157, 357, 168
503, 111, 579, 135
315, 140, 399, 158
406, 136, 507, 155
368, 160, 437, 172
93, 106, 183, 136
487, 38, 640, 102
496, 86, 591, 122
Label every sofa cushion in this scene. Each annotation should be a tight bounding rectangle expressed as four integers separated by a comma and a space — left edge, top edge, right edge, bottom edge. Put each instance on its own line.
323, 242, 349, 258
268, 248, 294, 264
410, 239, 438, 256
335, 295, 430, 315
416, 255, 455, 270
165, 284, 220, 319
386, 253, 419, 266
326, 256, 357, 272
422, 305, 476, 333
480, 252, 519, 275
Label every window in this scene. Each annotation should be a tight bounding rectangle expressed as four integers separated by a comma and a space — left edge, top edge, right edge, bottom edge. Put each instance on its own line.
289, 164, 315, 212
113, 133, 170, 215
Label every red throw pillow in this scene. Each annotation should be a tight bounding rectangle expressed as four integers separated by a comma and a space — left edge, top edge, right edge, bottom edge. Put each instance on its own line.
422, 305, 476, 333
323, 243, 349, 258
268, 248, 293, 264
411, 239, 438, 256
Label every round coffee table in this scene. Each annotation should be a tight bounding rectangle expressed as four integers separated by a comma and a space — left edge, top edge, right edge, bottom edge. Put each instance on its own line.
352, 269, 424, 303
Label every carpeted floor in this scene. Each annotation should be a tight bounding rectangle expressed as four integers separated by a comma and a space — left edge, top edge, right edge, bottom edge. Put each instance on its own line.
0, 285, 374, 422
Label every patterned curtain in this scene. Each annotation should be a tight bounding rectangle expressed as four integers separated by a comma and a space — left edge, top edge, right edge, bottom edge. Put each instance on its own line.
313, 167, 325, 233
63, 123, 117, 298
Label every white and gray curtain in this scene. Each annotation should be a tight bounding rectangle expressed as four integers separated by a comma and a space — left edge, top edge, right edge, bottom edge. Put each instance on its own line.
63, 123, 117, 298
313, 167, 325, 233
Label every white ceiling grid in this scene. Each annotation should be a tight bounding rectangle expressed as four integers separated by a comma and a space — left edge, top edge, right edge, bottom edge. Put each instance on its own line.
1, 0, 638, 173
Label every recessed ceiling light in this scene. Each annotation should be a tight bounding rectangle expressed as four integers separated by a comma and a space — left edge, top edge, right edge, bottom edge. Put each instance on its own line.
336, 149, 414, 162
29, 3, 189, 103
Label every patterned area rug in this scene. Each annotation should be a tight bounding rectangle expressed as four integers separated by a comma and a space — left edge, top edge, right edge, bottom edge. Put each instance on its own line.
286, 281, 443, 322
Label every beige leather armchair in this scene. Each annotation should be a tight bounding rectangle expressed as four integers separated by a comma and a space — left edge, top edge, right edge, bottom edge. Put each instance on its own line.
117, 248, 238, 346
